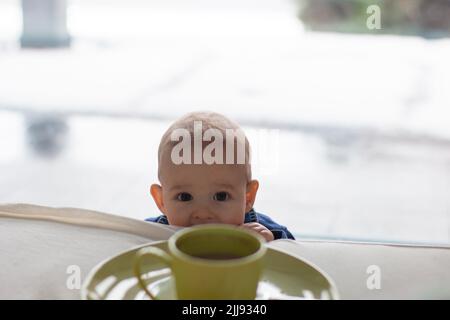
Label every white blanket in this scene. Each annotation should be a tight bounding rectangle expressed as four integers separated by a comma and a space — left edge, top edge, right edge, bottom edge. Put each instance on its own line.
1, 204, 449, 299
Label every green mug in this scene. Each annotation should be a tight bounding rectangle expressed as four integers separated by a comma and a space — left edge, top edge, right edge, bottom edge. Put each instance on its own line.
133, 224, 267, 300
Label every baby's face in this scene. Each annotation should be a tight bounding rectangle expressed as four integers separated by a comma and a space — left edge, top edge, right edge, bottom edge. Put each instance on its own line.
157, 152, 250, 227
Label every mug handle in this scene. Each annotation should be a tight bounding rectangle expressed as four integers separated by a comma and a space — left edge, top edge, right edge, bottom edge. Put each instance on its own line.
133, 246, 173, 300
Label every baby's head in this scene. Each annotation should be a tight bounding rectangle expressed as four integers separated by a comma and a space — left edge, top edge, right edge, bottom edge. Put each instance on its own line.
150, 111, 259, 227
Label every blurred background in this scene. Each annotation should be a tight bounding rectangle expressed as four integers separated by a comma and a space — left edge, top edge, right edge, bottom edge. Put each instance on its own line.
0, 0, 449, 244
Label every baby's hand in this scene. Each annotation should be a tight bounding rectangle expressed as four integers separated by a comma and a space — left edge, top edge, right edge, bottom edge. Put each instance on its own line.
239, 223, 274, 242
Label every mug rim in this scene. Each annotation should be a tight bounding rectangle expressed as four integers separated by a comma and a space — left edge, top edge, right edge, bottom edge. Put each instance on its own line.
168, 224, 267, 266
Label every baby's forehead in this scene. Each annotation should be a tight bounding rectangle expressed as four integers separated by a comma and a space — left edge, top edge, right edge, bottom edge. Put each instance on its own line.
160, 154, 248, 175
159, 155, 248, 184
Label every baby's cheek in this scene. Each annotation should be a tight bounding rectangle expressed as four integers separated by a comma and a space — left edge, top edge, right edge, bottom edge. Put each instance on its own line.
165, 207, 189, 226
223, 210, 246, 225
167, 215, 190, 227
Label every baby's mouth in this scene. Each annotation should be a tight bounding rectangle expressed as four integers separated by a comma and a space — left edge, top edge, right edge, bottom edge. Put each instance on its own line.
190, 220, 219, 226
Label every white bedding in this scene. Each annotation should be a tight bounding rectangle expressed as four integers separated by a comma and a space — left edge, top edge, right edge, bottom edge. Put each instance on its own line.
1, 204, 449, 299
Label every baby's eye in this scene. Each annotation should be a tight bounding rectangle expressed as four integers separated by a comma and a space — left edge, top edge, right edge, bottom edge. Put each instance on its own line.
177, 192, 193, 201
213, 192, 229, 202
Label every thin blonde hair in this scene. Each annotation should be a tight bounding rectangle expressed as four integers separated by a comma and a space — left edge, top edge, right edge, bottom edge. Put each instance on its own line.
157, 111, 252, 181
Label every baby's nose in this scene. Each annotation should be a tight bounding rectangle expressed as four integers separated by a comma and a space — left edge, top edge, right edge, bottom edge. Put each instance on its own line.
191, 209, 216, 223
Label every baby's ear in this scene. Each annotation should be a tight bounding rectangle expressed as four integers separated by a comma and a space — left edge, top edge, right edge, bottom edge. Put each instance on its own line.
150, 184, 165, 214
245, 180, 259, 212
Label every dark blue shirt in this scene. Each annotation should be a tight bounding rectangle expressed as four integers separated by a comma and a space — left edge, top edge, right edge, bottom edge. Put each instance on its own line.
145, 208, 295, 240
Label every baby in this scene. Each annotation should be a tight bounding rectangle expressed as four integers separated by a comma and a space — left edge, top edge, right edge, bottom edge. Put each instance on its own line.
146, 111, 294, 241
